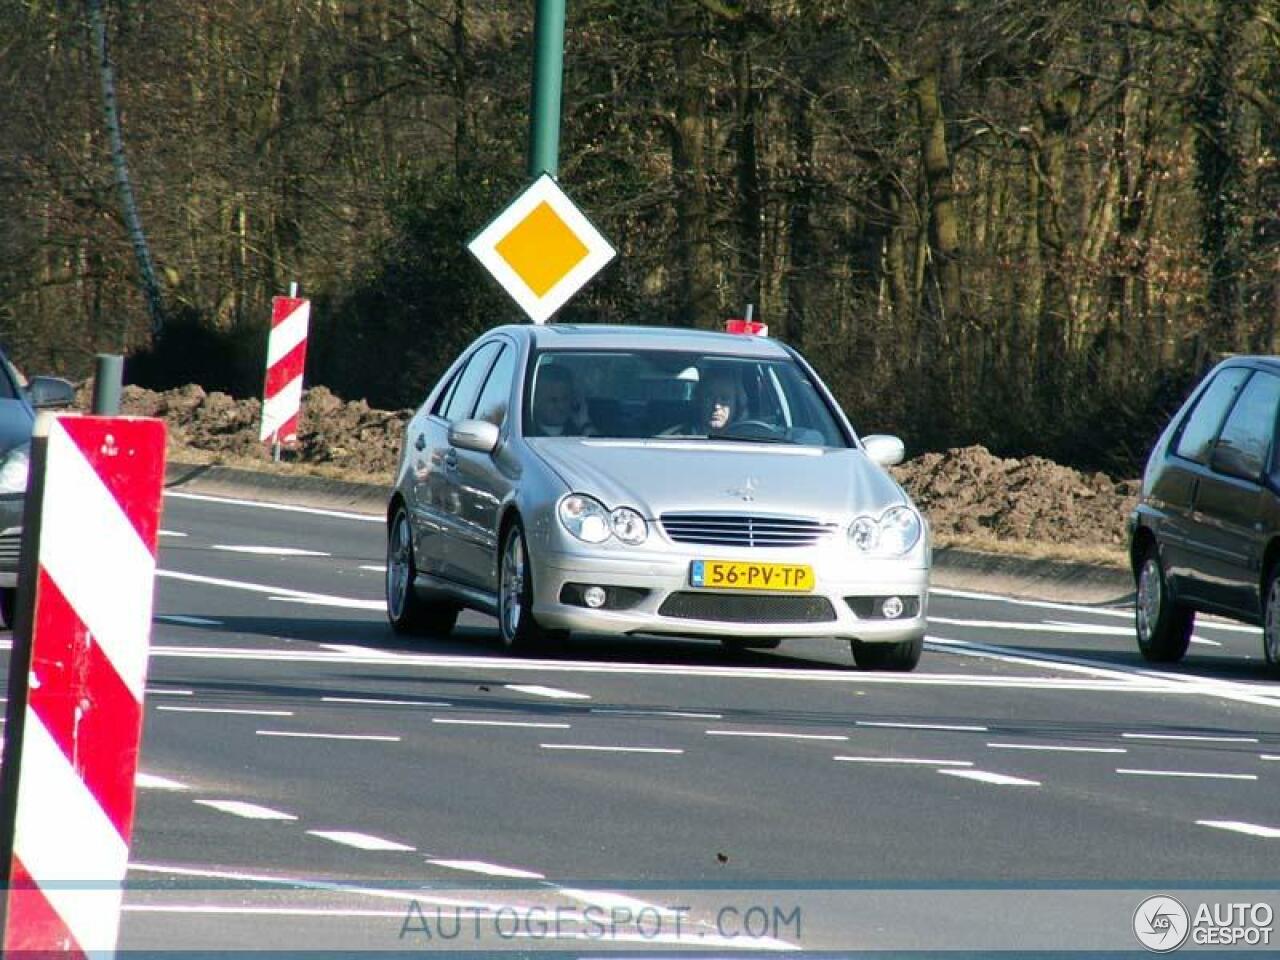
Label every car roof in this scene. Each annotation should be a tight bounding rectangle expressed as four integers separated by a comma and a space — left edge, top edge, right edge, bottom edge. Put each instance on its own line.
488, 323, 792, 359
1215, 355, 1280, 374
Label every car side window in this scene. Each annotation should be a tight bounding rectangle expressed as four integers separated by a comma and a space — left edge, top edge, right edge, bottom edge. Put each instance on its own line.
1174, 367, 1251, 464
1212, 371, 1280, 481
471, 345, 515, 427
440, 341, 501, 423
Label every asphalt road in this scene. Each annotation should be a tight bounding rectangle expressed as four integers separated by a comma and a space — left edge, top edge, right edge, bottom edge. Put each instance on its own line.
6, 488, 1280, 953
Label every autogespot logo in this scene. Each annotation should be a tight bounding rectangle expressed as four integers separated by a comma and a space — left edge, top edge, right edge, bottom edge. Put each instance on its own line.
1134, 896, 1190, 952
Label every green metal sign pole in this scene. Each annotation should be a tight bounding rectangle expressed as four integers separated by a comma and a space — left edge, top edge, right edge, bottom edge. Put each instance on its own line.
529, 0, 565, 178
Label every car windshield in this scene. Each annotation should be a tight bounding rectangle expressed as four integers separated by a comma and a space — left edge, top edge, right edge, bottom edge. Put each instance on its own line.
524, 349, 849, 447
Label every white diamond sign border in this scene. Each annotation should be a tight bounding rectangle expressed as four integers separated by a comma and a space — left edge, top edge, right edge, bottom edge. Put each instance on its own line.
467, 173, 616, 324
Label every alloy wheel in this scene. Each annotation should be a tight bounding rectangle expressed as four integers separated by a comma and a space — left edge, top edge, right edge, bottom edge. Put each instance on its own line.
387, 511, 413, 620
501, 531, 526, 642
1266, 576, 1280, 667
1136, 556, 1161, 647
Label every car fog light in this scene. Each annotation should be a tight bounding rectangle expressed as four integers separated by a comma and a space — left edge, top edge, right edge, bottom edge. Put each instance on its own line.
881, 596, 904, 619
583, 586, 608, 609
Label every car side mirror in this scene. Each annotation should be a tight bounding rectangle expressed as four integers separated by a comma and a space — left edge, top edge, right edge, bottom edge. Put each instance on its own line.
27, 376, 76, 409
449, 418, 500, 454
861, 434, 905, 467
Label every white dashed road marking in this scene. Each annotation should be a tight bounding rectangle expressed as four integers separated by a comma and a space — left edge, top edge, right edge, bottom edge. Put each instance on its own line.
1197, 820, 1280, 838
135, 773, 190, 791
322, 696, 451, 707
1122, 733, 1259, 743
359, 564, 387, 573
159, 706, 293, 717
539, 744, 683, 754
307, 831, 416, 852
938, 769, 1040, 786
592, 709, 722, 719
504, 684, 591, 700
212, 545, 331, 557
705, 730, 848, 742
156, 615, 222, 627
834, 756, 972, 767
428, 859, 545, 879
986, 743, 1127, 754
194, 800, 298, 820
857, 721, 988, 732
1116, 769, 1257, 781
146, 687, 194, 696
257, 730, 401, 742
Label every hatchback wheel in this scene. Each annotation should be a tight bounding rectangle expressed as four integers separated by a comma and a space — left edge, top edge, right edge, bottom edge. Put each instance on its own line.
386, 506, 458, 636
498, 520, 548, 653
850, 635, 923, 671
1263, 568, 1280, 676
1135, 548, 1192, 663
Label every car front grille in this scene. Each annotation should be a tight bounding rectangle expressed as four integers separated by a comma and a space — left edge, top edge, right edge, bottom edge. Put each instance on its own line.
660, 513, 835, 548
0, 532, 20, 567
658, 592, 836, 624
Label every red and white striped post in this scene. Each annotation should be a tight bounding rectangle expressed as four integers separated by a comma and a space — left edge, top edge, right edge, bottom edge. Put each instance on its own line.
260, 290, 310, 457
0, 414, 166, 957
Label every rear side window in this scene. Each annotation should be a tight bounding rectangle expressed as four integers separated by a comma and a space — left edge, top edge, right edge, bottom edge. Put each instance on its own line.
1213, 371, 1280, 481
439, 341, 501, 422
1174, 367, 1251, 464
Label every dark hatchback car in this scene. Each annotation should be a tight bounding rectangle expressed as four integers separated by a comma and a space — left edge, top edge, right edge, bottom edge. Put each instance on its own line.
1129, 355, 1280, 673
0, 349, 76, 627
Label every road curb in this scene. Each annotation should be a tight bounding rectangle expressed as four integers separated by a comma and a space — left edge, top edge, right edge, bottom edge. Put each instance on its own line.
162, 461, 1135, 606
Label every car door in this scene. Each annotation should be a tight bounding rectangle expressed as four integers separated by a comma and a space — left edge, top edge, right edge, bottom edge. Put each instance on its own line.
1190, 370, 1280, 617
449, 341, 519, 590
1158, 366, 1250, 602
412, 340, 502, 584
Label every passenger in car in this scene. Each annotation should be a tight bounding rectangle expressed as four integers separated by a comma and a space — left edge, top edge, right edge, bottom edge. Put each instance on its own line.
531, 365, 596, 436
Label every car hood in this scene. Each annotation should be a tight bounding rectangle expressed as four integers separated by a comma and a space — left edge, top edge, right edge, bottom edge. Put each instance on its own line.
526, 438, 909, 520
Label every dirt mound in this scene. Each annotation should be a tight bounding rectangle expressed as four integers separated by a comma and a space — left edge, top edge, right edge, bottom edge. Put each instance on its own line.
91, 385, 1138, 554
892, 445, 1139, 549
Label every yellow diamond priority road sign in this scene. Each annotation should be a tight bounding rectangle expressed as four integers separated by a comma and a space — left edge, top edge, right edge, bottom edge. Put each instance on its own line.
468, 173, 616, 324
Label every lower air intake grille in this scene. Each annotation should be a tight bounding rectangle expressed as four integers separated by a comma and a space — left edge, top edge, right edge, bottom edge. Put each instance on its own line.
658, 592, 836, 624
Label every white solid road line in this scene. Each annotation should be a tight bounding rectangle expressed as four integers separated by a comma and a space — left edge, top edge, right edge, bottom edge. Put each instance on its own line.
504, 684, 591, 700
938, 769, 1040, 786
834, 756, 973, 766
1263, 754, 1280, 760
1121, 742, 1259, 747
432, 718, 571, 729
1116, 769, 1258, 781
158, 568, 384, 611
146, 687, 194, 696
158, 706, 293, 717
1197, 820, 1280, 838
306, 831, 416, 852
193, 800, 298, 820
165, 490, 380, 523
986, 743, 1127, 754
539, 744, 684, 754
211, 545, 332, 557
158, 529, 188, 537
428, 859, 546, 880
705, 730, 848, 741
857, 721, 988, 732
322, 696, 452, 707
359, 564, 387, 572
256, 730, 401, 742
135, 773, 190, 791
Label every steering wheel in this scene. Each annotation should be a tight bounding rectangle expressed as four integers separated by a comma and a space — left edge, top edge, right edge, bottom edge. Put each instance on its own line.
723, 419, 782, 440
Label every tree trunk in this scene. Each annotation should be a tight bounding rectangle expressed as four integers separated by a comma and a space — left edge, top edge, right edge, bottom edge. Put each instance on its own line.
86, 0, 164, 336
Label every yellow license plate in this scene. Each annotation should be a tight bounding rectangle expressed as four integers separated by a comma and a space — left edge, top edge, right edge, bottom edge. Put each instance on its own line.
689, 559, 814, 593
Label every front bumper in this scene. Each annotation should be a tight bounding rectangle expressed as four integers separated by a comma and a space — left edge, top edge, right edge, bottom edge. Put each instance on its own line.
528, 541, 929, 644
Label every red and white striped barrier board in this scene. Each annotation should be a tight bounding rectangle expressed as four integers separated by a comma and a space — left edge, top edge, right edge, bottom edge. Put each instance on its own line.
0, 414, 166, 957
260, 295, 310, 446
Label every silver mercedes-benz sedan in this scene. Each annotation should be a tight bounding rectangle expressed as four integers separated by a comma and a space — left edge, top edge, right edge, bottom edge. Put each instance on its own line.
385, 324, 930, 669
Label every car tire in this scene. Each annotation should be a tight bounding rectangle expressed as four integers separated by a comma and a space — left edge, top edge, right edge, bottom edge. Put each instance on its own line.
0, 587, 14, 629
498, 520, 548, 654
720, 638, 782, 651
1135, 547, 1193, 663
850, 635, 923, 671
1263, 566, 1280, 676
386, 505, 458, 636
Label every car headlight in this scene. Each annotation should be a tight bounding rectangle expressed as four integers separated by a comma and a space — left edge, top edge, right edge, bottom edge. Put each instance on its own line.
610, 506, 648, 545
848, 506, 922, 556
559, 494, 612, 543
0, 445, 30, 496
